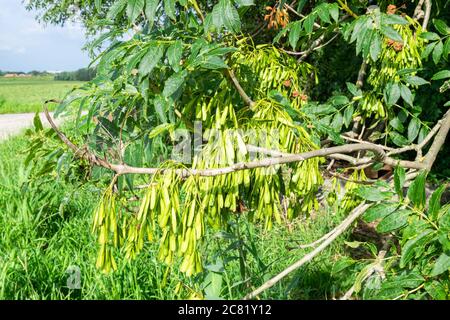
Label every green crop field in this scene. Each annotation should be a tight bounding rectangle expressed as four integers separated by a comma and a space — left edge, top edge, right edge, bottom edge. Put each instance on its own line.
0, 76, 84, 114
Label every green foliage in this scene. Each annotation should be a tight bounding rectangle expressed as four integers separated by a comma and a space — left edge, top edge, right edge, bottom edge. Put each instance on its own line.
20, 0, 450, 300
341, 171, 450, 300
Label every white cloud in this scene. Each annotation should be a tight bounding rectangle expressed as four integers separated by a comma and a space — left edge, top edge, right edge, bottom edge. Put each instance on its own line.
0, 45, 26, 54
0, 0, 90, 71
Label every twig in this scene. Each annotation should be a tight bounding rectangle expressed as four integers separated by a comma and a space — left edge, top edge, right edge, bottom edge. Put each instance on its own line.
283, 3, 322, 30
250, 21, 266, 38
386, 118, 442, 157
345, 162, 374, 172
281, 32, 339, 58
340, 235, 392, 300
393, 284, 425, 300
326, 158, 335, 171
328, 171, 376, 185
336, 0, 358, 18
226, 69, 255, 109
298, 229, 336, 249
422, 0, 432, 30
341, 135, 393, 151
423, 109, 450, 170
243, 202, 371, 299
413, 0, 426, 20
297, 33, 339, 61
356, 61, 367, 88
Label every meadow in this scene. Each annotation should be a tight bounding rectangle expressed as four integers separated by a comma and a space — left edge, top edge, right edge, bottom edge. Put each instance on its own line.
0, 76, 84, 114
0, 133, 353, 299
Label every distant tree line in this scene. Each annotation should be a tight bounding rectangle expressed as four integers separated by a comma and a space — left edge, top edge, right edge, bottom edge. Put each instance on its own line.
0, 70, 50, 76
54, 68, 96, 81
0, 68, 96, 81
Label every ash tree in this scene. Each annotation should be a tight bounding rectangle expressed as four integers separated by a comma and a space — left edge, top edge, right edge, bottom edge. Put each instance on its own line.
26, 0, 450, 299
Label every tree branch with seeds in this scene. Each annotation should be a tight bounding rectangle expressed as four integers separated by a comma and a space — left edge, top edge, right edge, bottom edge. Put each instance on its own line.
44, 102, 450, 178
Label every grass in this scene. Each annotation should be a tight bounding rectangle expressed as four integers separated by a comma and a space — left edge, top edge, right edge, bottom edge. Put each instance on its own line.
0, 76, 84, 114
0, 133, 352, 300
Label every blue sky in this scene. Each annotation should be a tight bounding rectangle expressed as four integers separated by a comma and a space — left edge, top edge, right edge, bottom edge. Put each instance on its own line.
0, 0, 91, 72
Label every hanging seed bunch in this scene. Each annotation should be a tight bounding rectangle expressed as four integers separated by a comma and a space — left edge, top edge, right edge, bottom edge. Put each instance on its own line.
367, 15, 424, 89
264, 5, 290, 30
92, 44, 323, 276
92, 186, 120, 273
359, 15, 425, 118
245, 99, 323, 225
340, 170, 367, 213
187, 86, 240, 128
359, 91, 386, 119
128, 163, 206, 276
231, 41, 315, 106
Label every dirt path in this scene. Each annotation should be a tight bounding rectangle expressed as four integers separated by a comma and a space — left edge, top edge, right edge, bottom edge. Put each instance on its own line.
0, 112, 62, 141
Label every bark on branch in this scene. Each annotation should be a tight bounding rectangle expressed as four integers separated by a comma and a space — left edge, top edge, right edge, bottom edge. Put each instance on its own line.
243, 202, 371, 299
43, 105, 431, 178
226, 69, 255, 109
44, 104, 450, 179
422, 0, 432, 30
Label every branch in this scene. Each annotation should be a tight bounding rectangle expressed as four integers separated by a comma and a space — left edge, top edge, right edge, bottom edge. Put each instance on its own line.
386, 118, 443, 158
336, 0, 358, 18
297, 229, 335, 249
340, 235, 392, 300
226, 69, 255, 109
327, 153, 364, 165
43, 103, 118, 170
424, 109, 450, 170
356, 61, 368, 88
248, 143, 423, 171
243, 202, 371, 300
422, 0, 432, 30
413, 0, 425, 20
297, 33, 339, 62
45, 104, 431, 179
249, 144, 371, 166
283, 3, 322, 30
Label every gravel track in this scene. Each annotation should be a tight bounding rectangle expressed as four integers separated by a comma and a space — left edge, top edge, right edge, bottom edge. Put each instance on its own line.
0, 112, 62, 141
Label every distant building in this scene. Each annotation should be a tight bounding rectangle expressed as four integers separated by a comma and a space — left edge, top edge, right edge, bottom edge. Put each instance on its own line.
3, 73, 32, 78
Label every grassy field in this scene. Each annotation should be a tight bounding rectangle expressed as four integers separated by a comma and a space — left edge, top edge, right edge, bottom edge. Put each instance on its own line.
0, 133, 353, 299
0, 76, 84, 114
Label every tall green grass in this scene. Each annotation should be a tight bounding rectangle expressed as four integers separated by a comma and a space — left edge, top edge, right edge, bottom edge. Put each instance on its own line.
0, 136, 184, 299
0, 135, 351, 299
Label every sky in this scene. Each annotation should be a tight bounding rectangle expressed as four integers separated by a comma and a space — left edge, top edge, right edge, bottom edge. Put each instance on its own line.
0, 0, 91, 72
